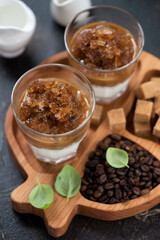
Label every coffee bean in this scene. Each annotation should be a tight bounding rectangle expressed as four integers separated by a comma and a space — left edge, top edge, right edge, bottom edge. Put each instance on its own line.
141, 172, 147, 176
148, 158, 153, 166
98, 174, 107, 184
125, 140, 132, 146
117, 169, 126, 176
95, 151, 103, 156
81, 185, 87, 192
98, 195, 108, 202
139, 181, 146, 187
96, 164, 104, 170
109, 198, 116, 204
135, 168, 141, 177
154, 168, 160, 175
115, 143, 121, 148
112, 178, 120, 183
107, 190, 114, 197
82, 178, 89, 185
128, 191, 133, 196
145, 181, 152, 188
129, 157, 135, 165
141, 189, 150, 195
103, 137, 111, 144
128, 171, 135, 178
120, 179, 126, 186
110, 134, 122, 141
141, 165, 150, 172
138, 151, 144, 157
152, 173, 157, 179
153, 161, 160, 168
133, 187, 140, 195
136, 145, 143, 151
125, 146, 133, 152
86, 159, 99, 168
98, 185, 104, 193
95, 169, 105, 176
139, 157, 146, 164
134, 176, 140, 184
89, 196, 96, 201
115, 189, 122, 199
86, 177, 92, 184
94, 190, 102, 199
119, 140, 124, 146
100, 142, 110, 151
88, 151, 95, 160
141, 176, 150, 181
108, 174, 117, 179
86, 189, 94, 195
133, 163, 141, 168
96, 141, 103, 150
131, 195, 138, 199
123, 191, 127, 198
129, 178, 135, 186
104, 183, 114, 190
123, 185, 131, 192
107, 167, 116, 174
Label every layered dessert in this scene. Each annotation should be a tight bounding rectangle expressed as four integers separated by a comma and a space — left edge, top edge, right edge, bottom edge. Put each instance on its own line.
18, 77, 90, 163
67, 21, 138, 102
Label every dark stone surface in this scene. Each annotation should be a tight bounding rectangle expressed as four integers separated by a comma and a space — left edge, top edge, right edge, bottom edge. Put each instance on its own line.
0, 0, 160, 239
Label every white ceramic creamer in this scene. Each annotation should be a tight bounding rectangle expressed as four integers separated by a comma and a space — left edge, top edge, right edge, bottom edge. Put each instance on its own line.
50, 0, 92, 27
0, 0, 36, 58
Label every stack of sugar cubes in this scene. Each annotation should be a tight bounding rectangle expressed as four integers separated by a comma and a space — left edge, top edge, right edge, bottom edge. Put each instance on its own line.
134, 77, 160, 138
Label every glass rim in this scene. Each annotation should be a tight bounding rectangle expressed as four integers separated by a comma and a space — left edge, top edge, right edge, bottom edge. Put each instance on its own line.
11, 63, 95, 138
64, 5, 145, 73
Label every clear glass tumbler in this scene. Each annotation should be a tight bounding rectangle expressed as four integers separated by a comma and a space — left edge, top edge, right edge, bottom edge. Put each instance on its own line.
65, 5, 144, 103
11, 64, 95, 164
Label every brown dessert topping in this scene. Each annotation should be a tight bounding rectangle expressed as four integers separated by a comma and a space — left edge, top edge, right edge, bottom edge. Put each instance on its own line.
70, 22, 136, 70
18, 78, 89, 134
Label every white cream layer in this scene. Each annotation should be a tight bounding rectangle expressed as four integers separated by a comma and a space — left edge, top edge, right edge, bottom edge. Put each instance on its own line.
29, 140, 81, 164
93, 76, 131, 103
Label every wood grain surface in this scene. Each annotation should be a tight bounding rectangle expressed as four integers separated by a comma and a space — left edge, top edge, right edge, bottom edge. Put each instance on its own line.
4, 50, 160, 237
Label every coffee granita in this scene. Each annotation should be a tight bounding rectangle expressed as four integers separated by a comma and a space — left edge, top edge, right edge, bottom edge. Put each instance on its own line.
18, 78, 89, 134
70, 22, 137, 70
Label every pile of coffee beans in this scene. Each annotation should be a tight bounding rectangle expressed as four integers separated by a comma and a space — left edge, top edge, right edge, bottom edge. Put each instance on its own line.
80, 134, 160, 204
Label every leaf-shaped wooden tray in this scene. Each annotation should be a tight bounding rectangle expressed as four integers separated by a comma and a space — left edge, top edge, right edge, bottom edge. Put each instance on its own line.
5, 51, 160, 237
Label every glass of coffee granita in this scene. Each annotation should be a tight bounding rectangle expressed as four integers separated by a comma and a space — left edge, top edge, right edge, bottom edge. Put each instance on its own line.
11, 64, 95, 164
65, 5, 144, 103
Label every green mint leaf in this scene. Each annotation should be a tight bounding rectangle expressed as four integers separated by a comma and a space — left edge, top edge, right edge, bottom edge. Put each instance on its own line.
54, 164, 81, 202
29, 178, 54, 209
106, 147, 129, 168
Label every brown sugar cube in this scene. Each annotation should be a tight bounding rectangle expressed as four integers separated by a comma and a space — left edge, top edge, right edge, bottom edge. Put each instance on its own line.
151, 77, 160, 96
134, 121, 151, 137
153, 117, 160, 138
107, 108, 126, 131
134, 100, 153, 123
152, 96, 160, 118
135, 81, 156, 99
91, 104, 103, 127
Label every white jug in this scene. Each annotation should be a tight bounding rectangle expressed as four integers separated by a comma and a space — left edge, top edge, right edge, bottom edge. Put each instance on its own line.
50, 0, 92, 27
0, 0, 36, 58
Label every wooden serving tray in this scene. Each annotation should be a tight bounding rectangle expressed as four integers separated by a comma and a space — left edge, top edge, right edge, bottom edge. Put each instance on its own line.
5, 51, 160, 237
